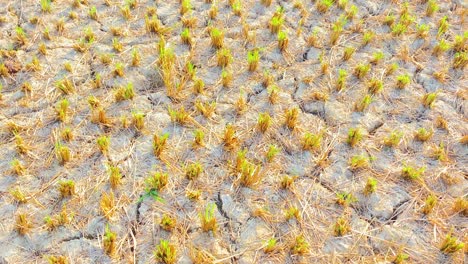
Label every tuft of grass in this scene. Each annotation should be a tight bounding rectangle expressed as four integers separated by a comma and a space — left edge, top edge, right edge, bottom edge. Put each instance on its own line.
103, 224, 116, 256
262, 70, 274, 88
193, 129, 205, 147
267, 85, 280, 104
108, 165, 122, 189
269, 9, 284, 34
432, 39, 451, 56
370, 51, 384, 64
208, 4, 218, 19
186, 189, 202, 200
42, 27, 51, 40
393, 252, 409, 264
181, 16, 197, 28
210, 27, 223, 48
222, 124, 238, 150
11, 159, 25, 176
239, 160, 263, 187
10, 187, 27, 203
336, 192, 357, 207
132, 111, 145, 130
435, 116, 448, 130
120, 5, 132, 20
247, 49, 260, 71
100, 53, 113, 65
200, 203, 217, 232
285, 206, 300, 221
195, 100, 216, 117
145, 15, 168, 34
257, 112, 272, 133
290, 234, 309, 255
41, 0, 52, 13
281, 175, 296, 190
160, 214, 176, 231
55, 18, 65, 34
284, 107, 299, 130
155, 240, 177, 264
153, 133, 169, 157
55, 142, 71, 164
453, 32, 467, 52
452, 52, 467, 69
417, 23, 430, 39
333, 215, 351, 236
354, 63, 371, 79
112, 38, 123, 53
0, 63, 9, 77
440, 231, 464, 254
55, 99, 70, 122
58, 180, 75, 197
15, 134, 28, 154
231, 0, 242, 16
346, 5, 358, 20
414, 128, 433, 142
26, 56, 42, 71
181, 28, 192, 46
349, 154, 371, 170
168, 106, 190, 125
401, 164, 425, 181
235, 148, 248, 172
180, 0, 192, 15
421, 194, 437, 215
452, 197, 468, 216
383, 130, 403, 147
396, 74, 410, 89
363, 177, 377, 196
217, 48, 232, 67
46, 255, 68, 264
146, 171, 169, 191
277, 30, 289, 51
302, 132, 322, 151
430, 142, 448, 162
362, 30, 374, 46
264, 238, 277, 253
131, 48, 140, 66
337, 0, 348, 9
113, 62, 125, 77
235, 91, 247, 114
385, 62, 399, 76
15, 213, 33, 235
347, 128, 363, 147
15, 27, 28, 45
437, 16, 449, 37
367, 79, 383, 94
96, 135, 110, 155
56, 78, 74, 94
330, 18, 346, 45
100, 191, 116, 219
422, 92, 437, 108
221, 69, 233, 87
306, 28, 320, 47
114, 83, 135, 101
316, 0, 333, 13
343, 47, 355, 61
89, 6, 98, 20
185, 162, 203, 180
354, 94, 372, 112
426, 0, 439, 17
336, 69, 347, 91
265, 144, 280, 162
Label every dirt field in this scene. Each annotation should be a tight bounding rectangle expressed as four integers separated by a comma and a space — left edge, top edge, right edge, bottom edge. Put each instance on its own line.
0, 0, 467, 263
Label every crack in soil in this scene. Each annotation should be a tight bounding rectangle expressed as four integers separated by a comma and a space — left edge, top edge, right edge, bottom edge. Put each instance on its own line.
58, 232, 98, 243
